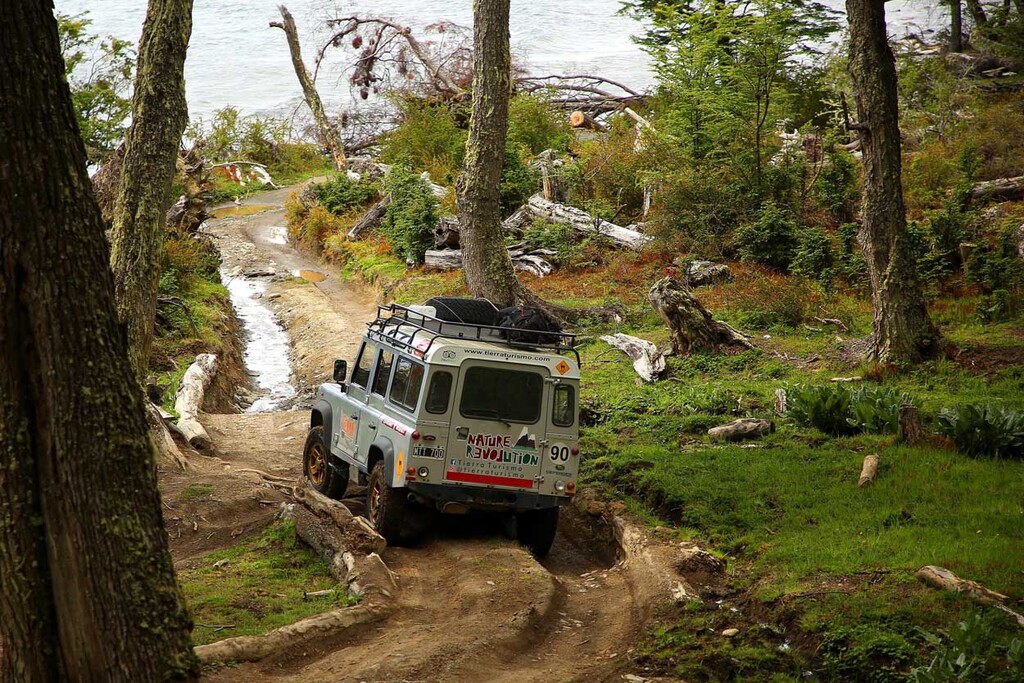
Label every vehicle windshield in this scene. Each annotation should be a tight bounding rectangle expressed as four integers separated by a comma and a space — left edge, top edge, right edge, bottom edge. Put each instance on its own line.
459, 366, 543, 424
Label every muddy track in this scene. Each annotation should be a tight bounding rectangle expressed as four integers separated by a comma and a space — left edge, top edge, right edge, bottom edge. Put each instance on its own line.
174, 188, 692, 682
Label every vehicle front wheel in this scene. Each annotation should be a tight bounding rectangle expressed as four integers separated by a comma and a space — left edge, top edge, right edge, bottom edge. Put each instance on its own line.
367, 459, 417, 545
516, 506, 559, 557
303, 426, 348, 499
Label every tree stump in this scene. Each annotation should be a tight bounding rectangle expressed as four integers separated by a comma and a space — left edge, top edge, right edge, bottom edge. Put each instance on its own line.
649, 277, 753, 355
898, 404, 922, 445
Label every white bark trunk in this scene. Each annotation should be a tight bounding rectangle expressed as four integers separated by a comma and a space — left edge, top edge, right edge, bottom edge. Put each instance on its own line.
174, 353, 217, 450
525, 195, 653, 250
600, 333, 665, 382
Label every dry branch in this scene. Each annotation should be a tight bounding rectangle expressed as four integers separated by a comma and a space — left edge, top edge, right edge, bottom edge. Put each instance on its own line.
915, 565, 1024, 627
347, 195, 390, 240
600, 333, 665, 382
174, 353, 217, 450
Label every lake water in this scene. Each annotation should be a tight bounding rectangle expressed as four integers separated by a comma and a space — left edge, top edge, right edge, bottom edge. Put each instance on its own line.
55, 0, 947, 121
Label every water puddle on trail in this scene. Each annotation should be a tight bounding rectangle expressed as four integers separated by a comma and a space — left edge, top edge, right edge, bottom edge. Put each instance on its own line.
222, 268, 296, 412
295, 269, 327, 283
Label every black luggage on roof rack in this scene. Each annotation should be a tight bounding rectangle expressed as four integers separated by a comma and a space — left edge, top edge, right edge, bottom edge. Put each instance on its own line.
424, 297, 499, 325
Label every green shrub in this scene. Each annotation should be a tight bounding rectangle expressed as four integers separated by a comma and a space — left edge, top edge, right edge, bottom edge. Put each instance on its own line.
791, 226, 837, 284
381, 165, 438, 263
379, 98, 466, 184
911, 611, 1024, 683
814, 144, 859, 222
521, 219, 578, 264
936, 404, 1024, 460
787, 384, 916, 436
310, 174, 379, 215
730, 275, 815, 329
507, 94, 571, 155
737, 203, 799, 270
500, 145, 539, 216
820, 624, 918, 683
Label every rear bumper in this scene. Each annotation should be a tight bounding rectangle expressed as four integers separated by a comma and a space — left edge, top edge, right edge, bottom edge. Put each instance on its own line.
406, 481, 569, 512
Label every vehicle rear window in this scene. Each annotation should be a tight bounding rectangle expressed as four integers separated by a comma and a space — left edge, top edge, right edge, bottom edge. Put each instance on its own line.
351, 343, 374, 388
426, 371, 453, 414
459, 366, 543, 424
552, 384, 575, 427
371, 350, 394, 396
389, 357, 425, 412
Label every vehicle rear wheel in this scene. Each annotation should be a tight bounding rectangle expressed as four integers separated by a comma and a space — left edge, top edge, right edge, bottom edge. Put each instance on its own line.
366, 459, 417, 545
303, 426, 348, 499
516, 506, 559, 557
424, 297, 499, 325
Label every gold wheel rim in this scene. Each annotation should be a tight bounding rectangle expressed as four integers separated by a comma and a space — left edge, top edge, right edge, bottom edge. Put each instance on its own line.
369, 478, 382, 522
308, 441, 327, 486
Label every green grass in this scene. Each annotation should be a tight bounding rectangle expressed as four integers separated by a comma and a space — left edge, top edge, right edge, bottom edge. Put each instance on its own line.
180, 483, 214, 500
179, 520, 356, 646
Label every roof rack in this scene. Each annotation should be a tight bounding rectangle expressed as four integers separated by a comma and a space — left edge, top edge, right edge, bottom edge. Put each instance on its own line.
366, 303, 580, 365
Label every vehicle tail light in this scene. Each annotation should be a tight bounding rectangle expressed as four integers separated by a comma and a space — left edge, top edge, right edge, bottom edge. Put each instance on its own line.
411, 430, 420, 440
571, 446, 579, 456
407, 467, 416, 476
567, 482, 576, 491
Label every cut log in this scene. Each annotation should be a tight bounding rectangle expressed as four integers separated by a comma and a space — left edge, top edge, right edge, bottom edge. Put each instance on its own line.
649, 277, 753, 355
915, 565, 1024, 628
970, 175, 1024, 203
423, 249, 465, 270
708, 418, 774, 443
525, 194, 653, 250
424, 248, 555, 278
347, 195, 390, 240
857, 453, 879, 487
174, 353, 217, 450
569, 110, 608, 131
600, 333, 666, 382
897, 404, 922, 446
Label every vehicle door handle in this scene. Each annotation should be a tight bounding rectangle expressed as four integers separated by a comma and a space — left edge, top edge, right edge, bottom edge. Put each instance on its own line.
349, 415, 358, 421
368, 423, 377, 430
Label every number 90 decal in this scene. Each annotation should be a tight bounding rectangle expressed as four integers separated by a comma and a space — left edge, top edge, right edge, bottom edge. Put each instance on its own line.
549, 443, 571, 462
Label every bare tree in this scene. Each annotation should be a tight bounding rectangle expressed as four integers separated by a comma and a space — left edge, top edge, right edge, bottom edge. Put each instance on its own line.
1, 1, 198, 679
272, 5, 346, 170
109, 0, 194, 382
847, 0, 940, 363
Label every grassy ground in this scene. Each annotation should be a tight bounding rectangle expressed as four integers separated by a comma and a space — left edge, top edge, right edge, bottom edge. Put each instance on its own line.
179, 520, 354, 646
305, 233, 1024, 680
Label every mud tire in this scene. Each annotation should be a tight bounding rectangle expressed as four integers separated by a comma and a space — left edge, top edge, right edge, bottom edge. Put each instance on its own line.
516, 506, 559, 557
303, 426, 348, 499
367, 459, 418, 545
424, 297, 498, 325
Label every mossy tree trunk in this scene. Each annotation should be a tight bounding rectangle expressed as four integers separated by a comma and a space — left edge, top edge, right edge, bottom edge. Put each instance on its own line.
846, 0, 939, 364
0, 2, 198, 681
456, 0, 523, 307
271, 5, 346, 171
109, 0, 194, 383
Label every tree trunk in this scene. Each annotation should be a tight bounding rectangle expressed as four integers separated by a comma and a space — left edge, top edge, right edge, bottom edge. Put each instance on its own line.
950, 0, 963, 52
846, 0, 940, 364
0, 3, 198, 680
456, 0, 523, 307
271, 5, 346, 171
108, 0, 194, 383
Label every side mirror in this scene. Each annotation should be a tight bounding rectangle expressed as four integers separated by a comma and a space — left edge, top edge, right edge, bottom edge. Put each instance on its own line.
333, 359, 348, 384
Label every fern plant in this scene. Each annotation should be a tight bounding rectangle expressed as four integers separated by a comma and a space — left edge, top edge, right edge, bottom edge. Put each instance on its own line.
787, 384, 916, 436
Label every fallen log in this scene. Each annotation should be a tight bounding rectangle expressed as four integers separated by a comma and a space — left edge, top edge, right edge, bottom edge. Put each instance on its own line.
857, 453, 879, 487
570, 110, 608, 132
174, 353, 217, 450
293, 482, 386, 556
424, 247, 555, 278
525, 194, 653, 251
600, 333, 666, 382
146, 401, 189, 471
347, 195, 390, 240
708, 418, 773, 443
434, 216, 460, 249
970, 175, 1024, 203
649, 277, 753, 355
915, 565, 1024, 628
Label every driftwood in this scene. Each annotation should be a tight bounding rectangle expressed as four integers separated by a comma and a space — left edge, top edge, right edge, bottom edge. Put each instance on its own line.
970, 175, 1024, 203
649, 277, 753, 355
898, 405, 923, 445
708, 418, 774, 443
424, 245, 557, 278
570, 110, 607, 132
915, 565, 1024, 628
174, 353, 217, 450
600, 333, 666, 382
146, 401, 189, 471
271, 6, 346, 171
525, 195, 653, 250
857, 454, 879, 487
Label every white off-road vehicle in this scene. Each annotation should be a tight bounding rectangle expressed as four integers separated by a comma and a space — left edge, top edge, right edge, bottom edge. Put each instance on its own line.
303, 298, 580, 556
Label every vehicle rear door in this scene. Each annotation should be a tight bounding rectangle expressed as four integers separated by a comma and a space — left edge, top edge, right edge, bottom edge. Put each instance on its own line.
445, 362, 548, 491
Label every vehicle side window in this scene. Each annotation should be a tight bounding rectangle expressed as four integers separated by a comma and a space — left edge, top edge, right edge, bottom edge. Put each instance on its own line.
425, 371, 453, 414
371, 350, 394, 396
351, 343, 374, 388
552, 384, 575, 428
389, 357, 425, 412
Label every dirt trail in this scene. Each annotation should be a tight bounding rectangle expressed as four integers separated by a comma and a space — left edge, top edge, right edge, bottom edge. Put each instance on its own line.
175, 188, 688, 682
